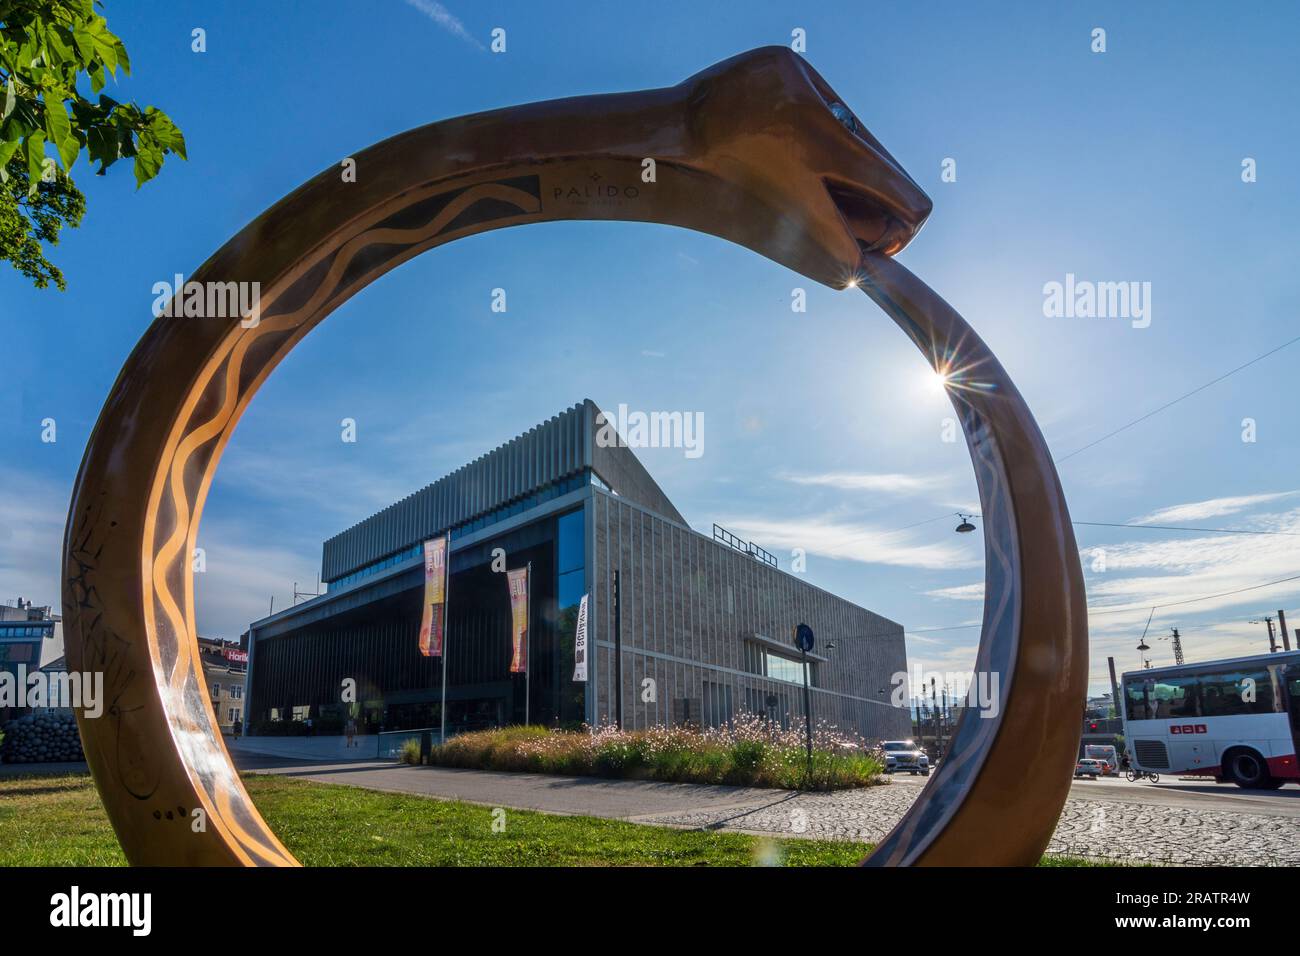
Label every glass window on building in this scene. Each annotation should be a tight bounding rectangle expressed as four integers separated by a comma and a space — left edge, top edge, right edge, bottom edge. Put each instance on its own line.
764, 652, 804, 685
210, 682, 221, 699
554, 509, 587, 727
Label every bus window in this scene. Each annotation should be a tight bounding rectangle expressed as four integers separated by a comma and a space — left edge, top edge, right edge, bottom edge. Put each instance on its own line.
1125, 679, 1155, 721
1127, 675, 1198, 719
1153, 676, 1199, 718
1200, 668, 1275, 716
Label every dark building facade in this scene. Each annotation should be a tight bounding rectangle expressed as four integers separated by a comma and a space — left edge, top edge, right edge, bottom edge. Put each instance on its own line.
246, 401, 910, 741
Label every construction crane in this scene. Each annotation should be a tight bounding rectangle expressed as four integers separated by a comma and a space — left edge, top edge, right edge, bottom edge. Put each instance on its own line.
1168, 627, 1184, 666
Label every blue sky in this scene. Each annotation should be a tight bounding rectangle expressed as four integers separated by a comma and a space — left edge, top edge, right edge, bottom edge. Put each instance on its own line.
2, 1, 1298, 698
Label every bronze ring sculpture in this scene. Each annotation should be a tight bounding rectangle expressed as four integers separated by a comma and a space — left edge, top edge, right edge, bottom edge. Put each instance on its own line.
62, 47, 1086, 866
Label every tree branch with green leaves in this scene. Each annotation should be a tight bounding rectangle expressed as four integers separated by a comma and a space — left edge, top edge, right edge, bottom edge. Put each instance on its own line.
1, 0, 185, 289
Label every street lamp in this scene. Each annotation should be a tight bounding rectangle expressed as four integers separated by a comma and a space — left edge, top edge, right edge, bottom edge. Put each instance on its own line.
954, 514, 977, 534
1136, 637, 1151, 669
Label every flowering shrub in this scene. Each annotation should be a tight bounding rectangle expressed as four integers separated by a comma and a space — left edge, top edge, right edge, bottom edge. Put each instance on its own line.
427, 713, 885, 791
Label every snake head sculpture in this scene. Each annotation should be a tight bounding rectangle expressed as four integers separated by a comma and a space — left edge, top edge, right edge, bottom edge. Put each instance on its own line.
676, 46, 933, 280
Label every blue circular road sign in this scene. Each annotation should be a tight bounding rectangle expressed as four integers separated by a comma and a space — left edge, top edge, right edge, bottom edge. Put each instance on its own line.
794, 623, 815, 652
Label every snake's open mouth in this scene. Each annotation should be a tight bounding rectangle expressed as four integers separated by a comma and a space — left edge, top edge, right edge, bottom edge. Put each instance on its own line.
814, 96, 933, 256
824, 178, 923, 255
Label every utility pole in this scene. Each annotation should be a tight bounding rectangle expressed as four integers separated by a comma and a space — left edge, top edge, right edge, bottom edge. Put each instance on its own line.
931, 677, 939, 758
941, 684, 949, 749
1278, 610, 1292, 652
1106, 657, 1121, 717
613, 569, 623, 729
1249, 616, 1278, 653
1169, 628, 1184, 666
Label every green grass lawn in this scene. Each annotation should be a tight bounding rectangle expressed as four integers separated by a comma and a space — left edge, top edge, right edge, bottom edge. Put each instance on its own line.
0, 770, 1109, 867
0, 771, 869, 866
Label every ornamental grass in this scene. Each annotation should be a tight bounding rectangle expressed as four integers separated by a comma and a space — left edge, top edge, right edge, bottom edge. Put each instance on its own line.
428, 713, 885, 790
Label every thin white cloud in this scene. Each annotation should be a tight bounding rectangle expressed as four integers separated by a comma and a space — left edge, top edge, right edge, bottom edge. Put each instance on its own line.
718, 514, 978, 571
401, 0, 484, 50
1132, 491, 1298, 525
1079, 505, 1300, 685
779, 471, 946, 496
194, 524, 323, 640
926, 582, 985, 601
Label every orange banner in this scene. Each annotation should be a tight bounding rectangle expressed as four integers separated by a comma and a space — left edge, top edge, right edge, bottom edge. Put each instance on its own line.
418, 535, 449, 657
508, 566, 528, 673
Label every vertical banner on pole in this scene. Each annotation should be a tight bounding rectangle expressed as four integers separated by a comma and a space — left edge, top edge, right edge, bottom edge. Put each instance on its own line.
507, 566, 529, 673
572, 593, 589, 682
419, 534, 449, 657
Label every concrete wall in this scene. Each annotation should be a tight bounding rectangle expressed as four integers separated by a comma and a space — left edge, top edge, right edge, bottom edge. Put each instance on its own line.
588, 490, 911, 741
228, 734, 379, 761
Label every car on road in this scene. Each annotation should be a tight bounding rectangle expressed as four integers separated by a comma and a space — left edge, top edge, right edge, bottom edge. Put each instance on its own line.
881, 740, 930, 775
1074, 758, 1104, 779
1085, 744, 1120, 776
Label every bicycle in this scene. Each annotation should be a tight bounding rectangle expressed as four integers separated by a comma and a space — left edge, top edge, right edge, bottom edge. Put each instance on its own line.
1125, 769, 1160, 783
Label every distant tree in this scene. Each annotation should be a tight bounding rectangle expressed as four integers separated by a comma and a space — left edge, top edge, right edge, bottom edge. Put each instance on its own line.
0, 1, 186, 289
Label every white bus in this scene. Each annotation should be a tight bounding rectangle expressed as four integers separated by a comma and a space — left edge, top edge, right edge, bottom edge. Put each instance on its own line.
1121, 650, 1300, 789
1083, 743, 1119, 775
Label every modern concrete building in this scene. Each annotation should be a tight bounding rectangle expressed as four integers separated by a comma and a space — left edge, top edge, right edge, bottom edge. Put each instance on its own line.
244, 401, 910, 743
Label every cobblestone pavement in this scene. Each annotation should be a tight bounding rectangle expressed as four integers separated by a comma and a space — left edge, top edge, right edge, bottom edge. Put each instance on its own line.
634, 782, 1300, 866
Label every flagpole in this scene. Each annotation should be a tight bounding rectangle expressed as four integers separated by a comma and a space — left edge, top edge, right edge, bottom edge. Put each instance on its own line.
439, 534, 450, 745
524, 561, 532, 726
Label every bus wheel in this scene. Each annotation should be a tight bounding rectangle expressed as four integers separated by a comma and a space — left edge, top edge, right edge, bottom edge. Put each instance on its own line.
1224, 748, 1271, 789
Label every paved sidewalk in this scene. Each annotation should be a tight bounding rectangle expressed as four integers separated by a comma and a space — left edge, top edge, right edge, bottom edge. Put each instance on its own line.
236, 754, 1300, 866
236, 753, 792, 821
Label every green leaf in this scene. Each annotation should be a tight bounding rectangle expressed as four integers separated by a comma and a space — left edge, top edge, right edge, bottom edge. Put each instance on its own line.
42, 98, 74, 169
85, 18, 118, 74
23, 130, 45, 192
85, 125, 119, 172
69, 29, 95, 68
3, 78, 13, 121
133, 142, 162, 187
46, 25, 74, 65
146, 110, 186, 159
0, 136, 18, 170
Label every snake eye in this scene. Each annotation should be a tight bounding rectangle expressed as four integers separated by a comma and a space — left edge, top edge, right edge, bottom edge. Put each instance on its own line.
828, 101, 858, 134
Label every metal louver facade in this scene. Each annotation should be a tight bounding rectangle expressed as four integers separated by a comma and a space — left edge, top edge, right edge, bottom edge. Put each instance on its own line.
322, 401, 596, 582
